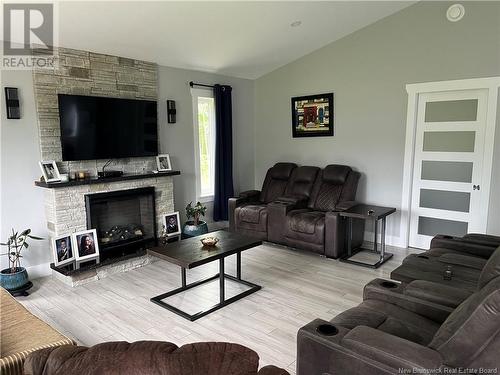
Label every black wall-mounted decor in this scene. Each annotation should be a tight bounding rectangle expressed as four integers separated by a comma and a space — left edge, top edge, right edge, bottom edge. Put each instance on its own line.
4, 87, 20, 119
167, 100, 176, 123
291, 93, 334, 138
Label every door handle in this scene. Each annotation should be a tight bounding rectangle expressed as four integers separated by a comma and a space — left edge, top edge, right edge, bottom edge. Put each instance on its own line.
473, 185, 481, 190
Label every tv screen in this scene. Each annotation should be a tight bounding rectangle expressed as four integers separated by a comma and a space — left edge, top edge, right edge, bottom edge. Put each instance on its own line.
58, 94, 158, 161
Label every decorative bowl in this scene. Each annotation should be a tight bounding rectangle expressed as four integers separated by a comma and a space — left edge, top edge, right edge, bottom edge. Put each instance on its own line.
200, 236, 219, 247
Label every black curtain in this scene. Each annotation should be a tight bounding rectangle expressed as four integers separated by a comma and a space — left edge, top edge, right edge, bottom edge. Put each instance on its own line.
213, 84, 234, 221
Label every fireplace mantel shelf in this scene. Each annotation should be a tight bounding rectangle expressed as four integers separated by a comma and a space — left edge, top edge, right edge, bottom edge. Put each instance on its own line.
35, 170, 181, 189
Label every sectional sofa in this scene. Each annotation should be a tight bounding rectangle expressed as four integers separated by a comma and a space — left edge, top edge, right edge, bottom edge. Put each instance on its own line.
297, 235, 500, 374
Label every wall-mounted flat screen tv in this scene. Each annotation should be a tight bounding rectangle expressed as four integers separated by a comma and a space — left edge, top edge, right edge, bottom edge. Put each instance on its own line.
58, 94, 158, 161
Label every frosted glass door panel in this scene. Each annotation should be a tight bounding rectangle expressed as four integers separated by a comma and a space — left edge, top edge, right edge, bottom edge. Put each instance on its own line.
423, 131, 475, 152
418, 216, 468, 237
420, 189, 470, 212
425, 99, 478, 122
421, 161, 473, 183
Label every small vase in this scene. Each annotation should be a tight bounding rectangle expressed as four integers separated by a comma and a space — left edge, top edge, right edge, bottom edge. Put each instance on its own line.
182, 221, 209, 237
0, 267, 29, 290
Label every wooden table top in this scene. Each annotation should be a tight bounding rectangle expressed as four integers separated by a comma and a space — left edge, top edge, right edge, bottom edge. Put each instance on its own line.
147, 230, 262, 269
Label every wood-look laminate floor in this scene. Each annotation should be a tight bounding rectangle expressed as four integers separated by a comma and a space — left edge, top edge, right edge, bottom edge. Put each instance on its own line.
18, 243, 419, 374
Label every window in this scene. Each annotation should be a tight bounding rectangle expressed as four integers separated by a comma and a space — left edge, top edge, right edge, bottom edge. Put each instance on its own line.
192, 88, 216, 201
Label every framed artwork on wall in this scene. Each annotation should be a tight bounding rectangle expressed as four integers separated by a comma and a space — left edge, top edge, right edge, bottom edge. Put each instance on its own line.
291, 93, 334, 138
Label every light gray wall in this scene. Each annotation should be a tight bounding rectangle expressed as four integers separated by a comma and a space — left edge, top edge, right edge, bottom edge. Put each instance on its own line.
1, 70, 49, 274
254, 1, 500, 243
158, 66, 255, 223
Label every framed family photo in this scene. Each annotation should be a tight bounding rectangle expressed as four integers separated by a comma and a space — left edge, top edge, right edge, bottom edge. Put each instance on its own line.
73, 229, 100, 261
156, 154, 172, 172
52, 234, 75, 266
163, 212, 181, 237
291, 93, 334, 138
39, 161, 61, 183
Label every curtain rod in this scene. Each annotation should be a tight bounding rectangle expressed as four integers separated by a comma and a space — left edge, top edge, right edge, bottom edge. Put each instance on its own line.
189, 81, 214, 89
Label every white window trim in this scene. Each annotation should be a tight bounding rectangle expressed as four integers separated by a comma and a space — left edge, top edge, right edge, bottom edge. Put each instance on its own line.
191, 87, 215, 203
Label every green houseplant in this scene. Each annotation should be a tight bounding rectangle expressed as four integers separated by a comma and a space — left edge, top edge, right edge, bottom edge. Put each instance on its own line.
0, 229, 42, 291
182, 202, 208, 237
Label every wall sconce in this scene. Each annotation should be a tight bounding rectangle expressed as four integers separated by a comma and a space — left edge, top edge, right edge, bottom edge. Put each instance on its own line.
4, 87, 20, 119
167, 100, 176, 123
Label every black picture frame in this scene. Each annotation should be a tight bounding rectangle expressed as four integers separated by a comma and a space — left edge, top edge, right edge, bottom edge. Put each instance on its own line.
291, 93, 334, 138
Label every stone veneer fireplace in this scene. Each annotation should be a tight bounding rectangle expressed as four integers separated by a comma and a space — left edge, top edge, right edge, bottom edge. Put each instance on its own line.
41, 175, 175, 264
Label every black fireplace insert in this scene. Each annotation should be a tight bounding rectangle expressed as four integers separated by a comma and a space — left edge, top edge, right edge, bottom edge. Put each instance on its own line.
85, 187, 157, 261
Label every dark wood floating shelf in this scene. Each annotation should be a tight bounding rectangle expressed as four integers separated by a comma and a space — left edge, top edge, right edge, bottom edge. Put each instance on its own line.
35, 170, 181, 188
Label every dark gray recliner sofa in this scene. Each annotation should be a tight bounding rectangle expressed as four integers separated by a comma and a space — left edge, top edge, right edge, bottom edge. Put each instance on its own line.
229, 163, 363, 259
297, 264, 500, 374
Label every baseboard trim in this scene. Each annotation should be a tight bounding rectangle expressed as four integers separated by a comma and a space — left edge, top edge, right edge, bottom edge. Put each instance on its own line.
26, 262, 52, 279
363, 232, 406, 249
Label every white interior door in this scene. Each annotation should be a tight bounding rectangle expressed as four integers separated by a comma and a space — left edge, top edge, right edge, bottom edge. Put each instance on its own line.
409, 89, 489, 249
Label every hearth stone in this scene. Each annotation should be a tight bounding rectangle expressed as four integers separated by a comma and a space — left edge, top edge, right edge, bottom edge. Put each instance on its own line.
52, 254, 157, 287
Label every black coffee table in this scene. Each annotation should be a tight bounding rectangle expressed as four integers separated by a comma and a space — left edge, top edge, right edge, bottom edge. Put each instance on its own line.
147, 230, 262, 321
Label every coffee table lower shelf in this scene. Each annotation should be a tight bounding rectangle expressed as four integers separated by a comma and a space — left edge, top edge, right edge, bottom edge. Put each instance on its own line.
151, 266, 261, 322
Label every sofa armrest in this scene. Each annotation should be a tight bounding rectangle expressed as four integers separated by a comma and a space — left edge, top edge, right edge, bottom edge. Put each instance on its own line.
363, 278, 454, 323
430, 234, 497, 259
267, 200, 303, 244
341, 326, 443, 371
324, 210, 364, 259
297, 319, 442, 375
463, 233, 500, 246
437, 253, 487, 270
273, 194, 308, 207
404, 280, 471, 308
258, 365, 290, 375
239, 190, 261, 200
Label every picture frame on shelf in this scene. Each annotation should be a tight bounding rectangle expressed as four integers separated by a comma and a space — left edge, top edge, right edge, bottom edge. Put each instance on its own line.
156, 154, 172, 172
52, 234, 75, 267
39, 160, 61, 183
291, 93, 334, 138
163, 211, 181, 237
73, 229, 100, 262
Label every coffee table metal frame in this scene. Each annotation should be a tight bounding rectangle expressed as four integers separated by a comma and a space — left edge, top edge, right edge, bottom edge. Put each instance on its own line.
149, 234, 261, 321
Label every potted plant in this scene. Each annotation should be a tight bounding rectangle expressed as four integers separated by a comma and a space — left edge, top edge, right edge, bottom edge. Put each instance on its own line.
0, 229, 42, 291
182, 202, 208, 237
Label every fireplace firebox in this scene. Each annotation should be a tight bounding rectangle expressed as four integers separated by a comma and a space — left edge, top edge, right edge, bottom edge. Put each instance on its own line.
85, 187, 157, 260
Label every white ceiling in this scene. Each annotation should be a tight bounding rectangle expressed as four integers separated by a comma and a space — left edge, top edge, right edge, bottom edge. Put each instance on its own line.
55, 1, 414, 79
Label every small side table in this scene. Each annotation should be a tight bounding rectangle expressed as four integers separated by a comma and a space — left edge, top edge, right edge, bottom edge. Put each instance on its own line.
339, 204, 396, 269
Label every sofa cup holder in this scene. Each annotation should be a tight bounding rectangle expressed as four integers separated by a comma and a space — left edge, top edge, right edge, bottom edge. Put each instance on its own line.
417, 255, 430, 259
316, 324, 338, 336
380, 281, 398, 289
